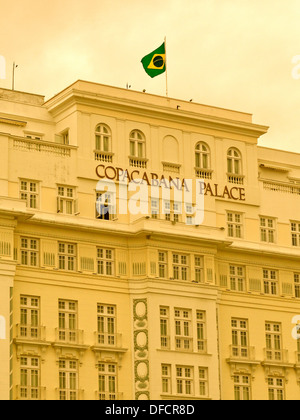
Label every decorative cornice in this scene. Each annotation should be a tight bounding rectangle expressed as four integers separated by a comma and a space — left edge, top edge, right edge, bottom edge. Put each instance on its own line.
0, 117, 27, 127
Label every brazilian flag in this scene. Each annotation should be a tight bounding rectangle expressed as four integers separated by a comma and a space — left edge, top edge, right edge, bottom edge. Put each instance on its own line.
141, 42, 166, 78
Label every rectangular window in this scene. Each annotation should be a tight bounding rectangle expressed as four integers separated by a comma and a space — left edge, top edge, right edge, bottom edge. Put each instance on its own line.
58, 300, 78, 343
176, 366, 194, 396
268, 377, 285, 401
97, 248, 114, 276
98, 363, 118, 400
265, 322, 282, 361
234, 375, 251, 400
58, 242, 76, 271
162, 364, 171, 394
295, 273, 300, 298
199, 368, 209, 397
164, 201, 181, 222
96, 191, 116, 221
263, 269, 278, 295
20, 296, 40, 340
20, 237, 39, 267
227, 212, 243, 238
196, 311, 206, 353
291, 222, 300, 247
260, 217, 276, 243
59, 359, 78, 400
174, 308, 193, 351
158, 251, 168, 279
57, 186, 76, 215
97, 304, 116, 346
20, 180, 39, 209
229, 265, 246, 292
20, 357, 40, 400
172, 253, 189, 281
160, 307, 170, 349
231, 319, 249, 358
151, 199, 159, 219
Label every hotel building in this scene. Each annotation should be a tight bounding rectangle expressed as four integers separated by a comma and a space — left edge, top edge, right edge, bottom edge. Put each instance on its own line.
0, 81, 299, 400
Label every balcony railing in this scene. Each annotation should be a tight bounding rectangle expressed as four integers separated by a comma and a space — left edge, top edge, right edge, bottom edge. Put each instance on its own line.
57, 388, 84, 401
264, 348, 289, 363
55, 328, 84, 345
227, 173, 244, 185
97, 392, 123, 401
263, 180, 300, 196
15, 324, 46, 341
94, 151, 113, 163
195, 168, 213, 180
229, 345, 256, 360
16, 385, 46, 400
95, 332, 122, 348
13, 137, 71, 157
129, 156, 148, 169
175, 336, 193, 352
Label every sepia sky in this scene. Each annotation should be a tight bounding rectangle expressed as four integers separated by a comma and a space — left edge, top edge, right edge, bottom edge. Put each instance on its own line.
0, 0, 300, 152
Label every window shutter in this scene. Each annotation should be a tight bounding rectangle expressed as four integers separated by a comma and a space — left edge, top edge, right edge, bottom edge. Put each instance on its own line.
280, 271, 294, 297
247, 266, 262, 293
218, 262, 229, 288
41, 239, 57, 268
78, 244, 96, 273
204, 256, 215, 284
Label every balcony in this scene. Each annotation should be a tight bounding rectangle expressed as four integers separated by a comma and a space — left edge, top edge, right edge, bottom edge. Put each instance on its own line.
92, 332, 127, 356
263, 348, 289, 364
227, 173, 244, 185
16, 385, 46, 400
55, 328, 84, 345
195, 168, 213, 180
97, 391, 123, 400
15, 324, 46, 342
94, 151, 113, 163
13, 136, 73, 157
53, 329, 89, 355
95, 332, 122, 348
129, 156, 148, 169
56, 388, 84, 401
229, 345, 256, 361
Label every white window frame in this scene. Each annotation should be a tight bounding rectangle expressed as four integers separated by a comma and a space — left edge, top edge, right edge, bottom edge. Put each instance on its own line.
260, 217, 276, 243
97, 303, 116, 346
291, 221, 300, 247
98, 363, 118, 400
227, 212, 243, 238
95, 124, 112, 152
20, 237, 39, 267
57, 185, 77, 215
20, 179, 39, 209
195, 142, 210, 169
58, 359, 78, 400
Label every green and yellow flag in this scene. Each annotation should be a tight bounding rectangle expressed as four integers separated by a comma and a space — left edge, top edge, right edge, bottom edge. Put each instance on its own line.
141, 42, 166, 78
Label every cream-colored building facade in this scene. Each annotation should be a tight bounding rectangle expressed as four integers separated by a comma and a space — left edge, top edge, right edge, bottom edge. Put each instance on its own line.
0, 81, 299, 400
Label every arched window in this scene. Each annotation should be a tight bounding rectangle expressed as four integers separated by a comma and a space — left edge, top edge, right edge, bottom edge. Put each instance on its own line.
195, 142, 210, 169
95, 124, 111, 152
129, 130, 146, 158
227, 148, 242, 175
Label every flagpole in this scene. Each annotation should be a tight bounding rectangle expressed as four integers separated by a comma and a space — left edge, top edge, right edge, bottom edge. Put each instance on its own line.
164, 36, 168, 97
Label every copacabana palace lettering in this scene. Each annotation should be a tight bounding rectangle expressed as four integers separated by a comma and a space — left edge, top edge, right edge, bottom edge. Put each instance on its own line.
96, 164, 246, 201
